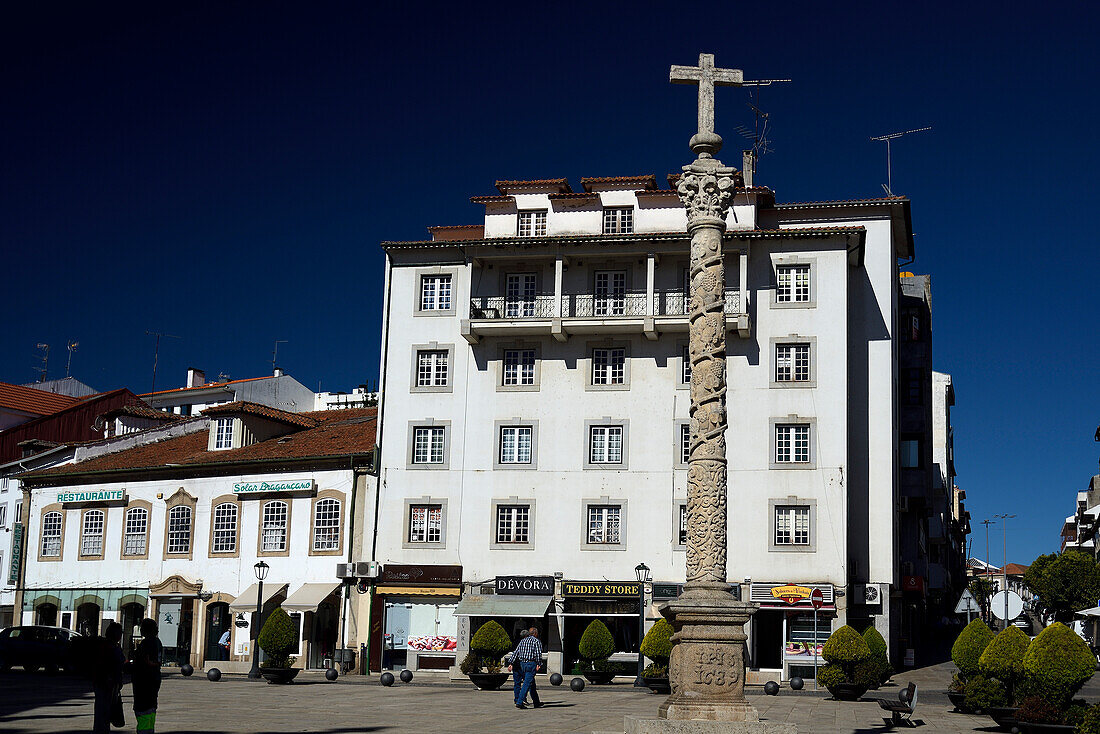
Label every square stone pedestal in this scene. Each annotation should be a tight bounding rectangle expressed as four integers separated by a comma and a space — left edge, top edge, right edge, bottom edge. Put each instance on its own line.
622, 717, 796, 734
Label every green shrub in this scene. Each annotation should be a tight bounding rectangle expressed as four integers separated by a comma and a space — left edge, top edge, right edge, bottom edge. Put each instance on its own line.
816, 663, 845, 688
258, 608, 297, 668
1020, 622, 1095, 706
640, 619, 674, 662
978, 625, 1030, 697
821, 625, 871, 667
578, 619, 615, 661
948, 672, 965, 693
1064, 702, 1089, 728
642, 662, 668, 678
470, 620, 513, 658
952, 619, 994, 678
963, 674, 1008, 712
1076, 703, 1100, 734
459, 652, 482, 675
862, 626, 890, 686
1017, 695, 1064, 724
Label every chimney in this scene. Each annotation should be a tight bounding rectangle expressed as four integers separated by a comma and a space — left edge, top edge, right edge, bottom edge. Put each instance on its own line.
186, 368, 205, 388
273, 368, 284, 378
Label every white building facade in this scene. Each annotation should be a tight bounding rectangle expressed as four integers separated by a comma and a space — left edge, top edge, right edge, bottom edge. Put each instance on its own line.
373, 175, 912, 680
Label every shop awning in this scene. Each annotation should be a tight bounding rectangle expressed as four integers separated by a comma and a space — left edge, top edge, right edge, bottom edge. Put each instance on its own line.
453, 595, 551, 617
228, 582, 288, 611
281, 583, 340, 613
1077, 607, 1100, 618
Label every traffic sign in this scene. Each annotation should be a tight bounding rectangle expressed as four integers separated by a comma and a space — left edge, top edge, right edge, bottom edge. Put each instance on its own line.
955, 588, 980, 614
991, 590, 1024, 621
810, 588, 824, 610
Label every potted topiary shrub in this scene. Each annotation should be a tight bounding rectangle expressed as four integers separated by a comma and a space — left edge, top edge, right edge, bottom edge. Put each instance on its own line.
639, 619, 673, 694
258, 608, 299, 684
462, 621, 513, 691
862, 626, 891, 689
1016, 695, 1077, 733
577, 620, 616, 684
1015, 622, 1095, 729
980, 626, 1032, 730
816, 625, 873, 701
949, 619, 995, 712
963, 673, 1007, 717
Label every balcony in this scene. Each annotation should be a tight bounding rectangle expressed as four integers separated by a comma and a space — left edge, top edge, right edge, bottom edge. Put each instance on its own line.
463, 289, 747, 343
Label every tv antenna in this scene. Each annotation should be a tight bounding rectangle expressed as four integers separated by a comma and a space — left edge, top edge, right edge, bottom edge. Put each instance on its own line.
34, 343, 50, 382
65, 340, 79, 378
146, 330, 181, 394
870, 127, 930, 195
272, 340, 288, 374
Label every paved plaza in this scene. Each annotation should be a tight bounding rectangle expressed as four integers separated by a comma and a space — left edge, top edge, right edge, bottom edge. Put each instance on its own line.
2, 661, 1097, 733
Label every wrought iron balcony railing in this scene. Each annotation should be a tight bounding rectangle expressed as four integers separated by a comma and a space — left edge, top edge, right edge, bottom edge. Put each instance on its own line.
469, 289, 742, 320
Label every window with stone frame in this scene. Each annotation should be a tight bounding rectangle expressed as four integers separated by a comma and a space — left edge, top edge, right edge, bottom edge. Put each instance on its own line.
415, 349, 449, 387
775, 343, 810, 382
517, 210, 547, 237
774, 424, 810, 464
420, 274, 452, 311
498, 425, 533, 464
80, 510, 104, 556
680, 423, 691, 465
167, 505, 192, 554
774, 505, 811, 545
212, 503, 237, 553
261, 501, 288, 552
502, 348, 536, 386
602, 207, 634, 234
408, 504, 442, 543
682, 344, 692, 384
41, 511, 62, 557
587, 504, 621, 544
591, 347, 625, 385
495, 504, 530, 544
312, 498, 341, 551
589, 425, 624, 464
123, 507, 148, 556
412, 426, 446, 464
678, 504, 688, 545
776, 264, 810, 303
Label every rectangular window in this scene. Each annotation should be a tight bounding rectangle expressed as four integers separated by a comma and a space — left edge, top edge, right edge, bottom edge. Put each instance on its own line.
587, 505, 621, 544
123, 508, 148, 557
682, 345, 692, 383
41, 512, 62, 557
775, 424, 810, 464
167, 506, 192, 554
312, 499, 341, 551
412, 427, 446, 464
901, 439, 921, 468
517, 210, 547, 237
499, 426, 533, 464
589, 425, 624, 464
594, 270, 626, 316
775, 343, 811, 382
420, 274, 452, 311
416, 350, 449, 387
774, 505, 811, 545
505, 273, 537, 317
1, 478, 8, 493
261, 502, 288, 552
678, 504, 687, 545
214, 417, 233, 450
592, 347, 625, 385
0, 504, 6, 526
776, 264, 811, 303
603, 207, 634, 234
408, 504, 442, 543
680, 424, 691, 465
503, 349, 536, 386
212, 504, 237, 553
496, 505, 530, 544
80, 511, 104, 556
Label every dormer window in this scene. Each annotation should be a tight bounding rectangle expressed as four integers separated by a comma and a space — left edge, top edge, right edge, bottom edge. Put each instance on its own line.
517, 210, 547, 237
213, 417, 234, 450
603, 207, 633, 234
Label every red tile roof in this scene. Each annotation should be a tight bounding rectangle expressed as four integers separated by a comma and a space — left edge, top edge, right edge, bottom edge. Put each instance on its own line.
548, 192, 600, 200
580, 175, 657, 191
139, 376, 268, 398
23, 409, 377, 480
202, 401, 318, 428
495, 179, 572, 194
470, 195, 513, 205
98, 404, 185, 422
0, 382, 81, 417
429, 224, 485, 241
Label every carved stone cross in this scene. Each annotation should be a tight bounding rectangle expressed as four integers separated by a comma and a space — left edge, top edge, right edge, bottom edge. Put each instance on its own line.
670, 54, 743, 154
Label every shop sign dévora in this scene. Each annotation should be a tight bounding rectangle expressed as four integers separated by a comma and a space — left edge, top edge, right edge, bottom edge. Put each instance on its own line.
562, 581, 641, 598
495, 576, 554, 595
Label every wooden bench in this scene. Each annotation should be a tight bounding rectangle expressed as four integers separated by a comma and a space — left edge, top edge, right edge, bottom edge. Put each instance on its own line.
878, 682, 917, 727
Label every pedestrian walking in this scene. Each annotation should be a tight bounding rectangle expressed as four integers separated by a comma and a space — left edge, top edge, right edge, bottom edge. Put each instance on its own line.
92, 622, 125, 734
507, 627, 543, 709
218, 628, 231, 660
129, 619, 163, 733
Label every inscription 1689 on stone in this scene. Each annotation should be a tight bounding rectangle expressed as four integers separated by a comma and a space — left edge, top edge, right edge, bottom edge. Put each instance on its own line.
691, 647, 741, 688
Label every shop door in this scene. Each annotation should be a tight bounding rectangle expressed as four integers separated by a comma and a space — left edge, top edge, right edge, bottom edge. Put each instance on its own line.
309, 603, 338, 669
120, 603, 145, 658
76, 603, 100, 637
383, 602, 410, 670
158, 599, 193, 666
35, 603, 57, 627
204, 603, 230, 662
753, 611, 783, 670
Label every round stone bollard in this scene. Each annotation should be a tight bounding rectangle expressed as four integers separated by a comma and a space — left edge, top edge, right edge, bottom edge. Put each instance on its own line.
549, 673, 563, 686
206, 668, 221, 682
380, 672, 395, 687
180, 663, 194, 677
325, 668, 339, 681
764, 680, 780, 696
570, 677, 585, 692
400, 669, 413, 683
789, 676, 804, 691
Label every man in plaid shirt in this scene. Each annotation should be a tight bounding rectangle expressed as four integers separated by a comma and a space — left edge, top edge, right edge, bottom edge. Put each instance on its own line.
507, 627, 543, 709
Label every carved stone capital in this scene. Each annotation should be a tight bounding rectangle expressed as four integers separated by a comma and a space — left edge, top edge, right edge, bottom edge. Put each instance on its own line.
676, 161, 737, 230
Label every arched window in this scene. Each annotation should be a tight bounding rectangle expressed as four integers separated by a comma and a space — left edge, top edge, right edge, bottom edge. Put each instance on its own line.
312, 499, 340, 551
41, 512, 62, 557
212, 503, 238, 553
80, 510, 105, 556
261, 501, 288, 552
167, 505, 192, 554
123, 507, 148, 556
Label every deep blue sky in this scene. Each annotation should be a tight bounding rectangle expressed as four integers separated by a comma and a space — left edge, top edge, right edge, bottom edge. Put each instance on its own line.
2, 2, 1097, 565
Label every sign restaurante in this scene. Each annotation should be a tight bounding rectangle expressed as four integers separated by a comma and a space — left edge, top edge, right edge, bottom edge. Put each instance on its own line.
233, 479, 313, 494
57, 489, 125, 503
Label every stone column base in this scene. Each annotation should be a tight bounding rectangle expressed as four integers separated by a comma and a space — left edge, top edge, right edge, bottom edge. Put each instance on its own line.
621, 716, 796, 734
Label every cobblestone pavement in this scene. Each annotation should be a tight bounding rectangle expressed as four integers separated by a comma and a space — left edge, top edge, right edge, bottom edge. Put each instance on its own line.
2, 662, 1098, 733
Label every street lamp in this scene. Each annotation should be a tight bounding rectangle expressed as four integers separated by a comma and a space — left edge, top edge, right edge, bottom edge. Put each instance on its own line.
633, 563, 652, 687
995, 514, 1016, 630
248, 561, 270, 680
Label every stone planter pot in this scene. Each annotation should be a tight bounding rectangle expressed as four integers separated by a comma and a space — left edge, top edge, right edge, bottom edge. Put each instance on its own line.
642, 676, 671, 694
987, 706, 1019, 731
947, 691, 973, 713
468, 672, 509, 691
260, 667, 300, 684
582, 671, 616, 685
826, 682, 868, 701
1019, 724, 1076, 734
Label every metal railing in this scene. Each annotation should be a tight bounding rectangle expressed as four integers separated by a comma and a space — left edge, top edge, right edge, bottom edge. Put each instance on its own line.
469, 289, 743, 320
660, 290, 740, 316
469, 295, 557, 319
569, 293, 649, 317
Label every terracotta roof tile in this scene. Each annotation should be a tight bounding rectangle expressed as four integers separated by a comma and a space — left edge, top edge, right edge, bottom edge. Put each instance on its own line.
428, 224, 485, 242
0, 382, 81, 417
23, 409, 377, 479
98, 404, 185, 422
470, 195, 513, 205
580, 175, 657, 191
775, 196, 908, 208
494, 179, 572, 194
139, 376, 268, 398
547, 192, 599, 200
202, 401, 318, 428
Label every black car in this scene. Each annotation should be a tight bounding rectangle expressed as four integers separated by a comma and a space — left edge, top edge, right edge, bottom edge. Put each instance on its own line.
0, 626, 80, 673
